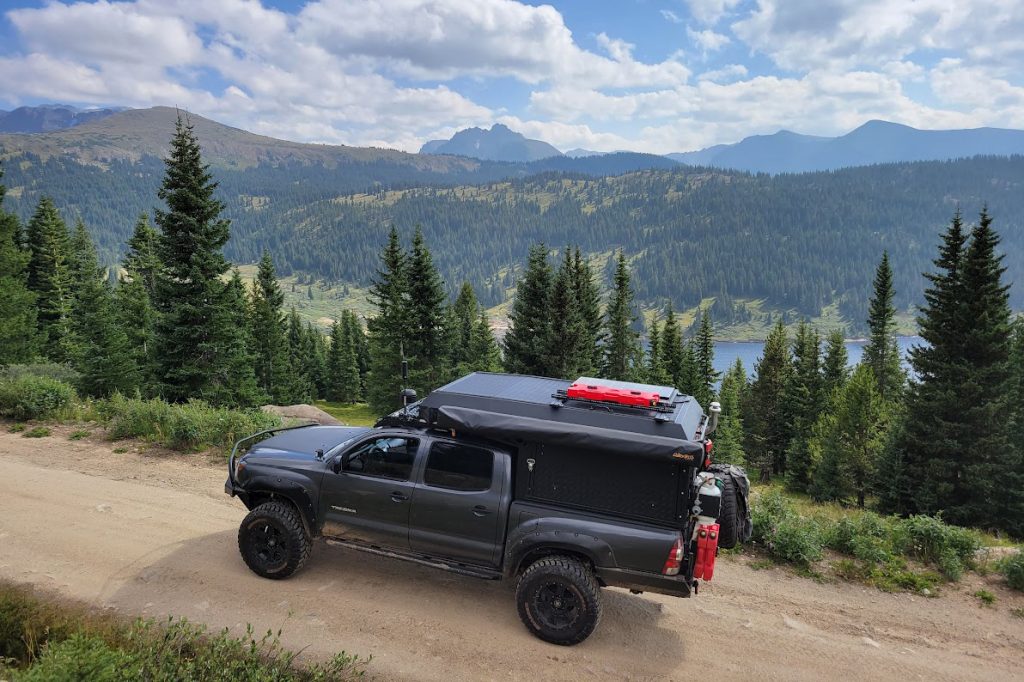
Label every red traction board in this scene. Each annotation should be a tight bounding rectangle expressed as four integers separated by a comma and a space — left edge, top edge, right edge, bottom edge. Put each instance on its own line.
566, 382, 660, 407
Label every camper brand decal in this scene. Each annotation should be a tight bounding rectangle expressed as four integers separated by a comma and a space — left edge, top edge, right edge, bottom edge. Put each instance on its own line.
331, 505, 357, 514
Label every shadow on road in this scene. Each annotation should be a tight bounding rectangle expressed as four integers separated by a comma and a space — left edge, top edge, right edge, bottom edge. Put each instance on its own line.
108, 530, 686, 679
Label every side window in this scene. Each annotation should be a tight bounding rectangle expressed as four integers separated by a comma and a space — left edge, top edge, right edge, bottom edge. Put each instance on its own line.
343, 437, 419, 481
424, 441, 494, 492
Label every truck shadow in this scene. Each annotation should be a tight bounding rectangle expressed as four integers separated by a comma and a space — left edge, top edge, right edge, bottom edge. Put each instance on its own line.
107, 529, 686, 677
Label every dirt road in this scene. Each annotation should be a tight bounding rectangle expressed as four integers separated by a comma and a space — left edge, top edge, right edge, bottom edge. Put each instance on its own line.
1, 427, 1022, 681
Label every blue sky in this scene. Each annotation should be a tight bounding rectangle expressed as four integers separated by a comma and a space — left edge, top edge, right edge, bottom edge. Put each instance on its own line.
1, 0, 1022, 153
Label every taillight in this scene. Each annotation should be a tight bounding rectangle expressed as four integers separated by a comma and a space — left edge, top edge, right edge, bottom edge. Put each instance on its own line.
662, 536, 684, 575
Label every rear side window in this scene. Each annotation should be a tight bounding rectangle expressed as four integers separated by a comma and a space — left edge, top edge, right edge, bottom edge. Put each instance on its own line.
424, 441, 494, 492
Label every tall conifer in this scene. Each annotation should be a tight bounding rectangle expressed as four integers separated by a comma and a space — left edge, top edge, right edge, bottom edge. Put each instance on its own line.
821, 329, 849, 399
26, 197, 76, 362
250, 251, 290, 402
504, 244, 553, 376
785, 321, 822, 492
0, 167, 36, 364
745, 321, 792, 481
603, 251, 641, 380
547, 251, 589, 378
692, 308, 719, 409
570, 247, 603, 371
366, 228, 409, 414
406, 227, 450, 393
864, 252, 904, 401
714, 358, 748, 466
152, 114, 254, 404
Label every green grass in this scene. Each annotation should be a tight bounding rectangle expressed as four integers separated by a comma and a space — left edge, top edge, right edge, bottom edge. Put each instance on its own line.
748, 486, 1004, 594
8, 423, 25, 433
21, 426, 51, 438
314, 402, 378, 427
68, 429, 90, 441
973, 589, 996, 606
0, 581, 366, 680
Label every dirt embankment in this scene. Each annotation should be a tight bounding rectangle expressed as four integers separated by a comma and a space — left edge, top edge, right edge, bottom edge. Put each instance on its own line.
1, 426, 1022, 681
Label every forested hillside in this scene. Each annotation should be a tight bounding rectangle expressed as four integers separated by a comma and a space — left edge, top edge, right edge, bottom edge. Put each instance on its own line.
3, 112, 1024, 332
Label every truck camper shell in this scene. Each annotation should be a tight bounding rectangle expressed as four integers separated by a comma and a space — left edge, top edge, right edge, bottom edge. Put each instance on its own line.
413, 372, 709, 526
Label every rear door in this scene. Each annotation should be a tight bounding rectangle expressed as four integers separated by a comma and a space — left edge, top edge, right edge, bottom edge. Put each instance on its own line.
319, 433, 421, 550
409, 438, 505, 566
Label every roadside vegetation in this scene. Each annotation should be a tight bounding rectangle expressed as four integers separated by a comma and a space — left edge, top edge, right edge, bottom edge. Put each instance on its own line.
745, 486, 1023, 595
0, 371, 280, 453
0, 581, 366, 681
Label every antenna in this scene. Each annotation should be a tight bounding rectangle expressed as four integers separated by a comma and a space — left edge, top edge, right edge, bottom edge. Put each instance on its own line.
399, 342, 416, 412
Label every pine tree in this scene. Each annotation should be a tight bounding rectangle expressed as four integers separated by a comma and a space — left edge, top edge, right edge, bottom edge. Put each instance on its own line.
1006, 319, 1024, 534
450, 281, 479, 368
570, 247, 603, 372
547, 251, 589, 378
863, 252, 904, 401
69, 227, 139, 397
953, 210, 1016, 530
366, 228, 409, 414
344, 311, 370, 394
151, 114, 249, 404
406, 227, 450, 393
124, 213, 160, 298
714, 358, 748, 466
207, 269, 264, 407
0, 167, 36, 364
504, 244, 553, 376
692, 308, 719, 409
645, 316, 668, 385
285, 307, 315, 403
745, 321, 792, 481
327, 318, 361, 402
659, 304, 684, 388
603, 252, 641, 381
468, 310, 502, 372
810, 364, 885, 506
893, 211, 970, 518
113, 275, 156, 395
784, 321, 822, 492
249, 251, 290, 403
25, 197, 76, 362
821, 328, 849, 399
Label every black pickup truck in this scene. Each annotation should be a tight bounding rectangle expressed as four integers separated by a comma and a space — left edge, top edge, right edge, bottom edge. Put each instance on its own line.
226, 372, 750, 645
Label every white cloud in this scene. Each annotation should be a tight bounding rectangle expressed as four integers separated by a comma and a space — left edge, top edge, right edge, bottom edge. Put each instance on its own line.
661, 10, 683, 24
732, 0, 1024, 74
698, 64, 748, 82
687, 27, 731, 54
685, 0, 743, 25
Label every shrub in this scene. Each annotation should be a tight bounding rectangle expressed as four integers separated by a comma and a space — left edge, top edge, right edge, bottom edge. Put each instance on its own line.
999, 552, 1024, 591
98, 394, 280, 452
22, 426, 51, 438
751, 490, 824, 567
973, 589, 995, 606
0, 376, 77, 421
892, 515, 982, 580
0, 583, 366, 680
69, 430, 90, 441
0, 363, 80, 385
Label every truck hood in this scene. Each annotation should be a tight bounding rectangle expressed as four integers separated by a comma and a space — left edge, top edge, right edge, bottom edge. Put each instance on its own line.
245, 425, 370, 464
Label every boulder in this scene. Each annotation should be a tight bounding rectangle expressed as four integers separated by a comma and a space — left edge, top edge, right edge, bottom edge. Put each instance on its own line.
261, 404, 342, 426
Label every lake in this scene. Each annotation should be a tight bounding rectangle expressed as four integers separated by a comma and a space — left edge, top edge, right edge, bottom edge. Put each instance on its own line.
713, 336, 922, 378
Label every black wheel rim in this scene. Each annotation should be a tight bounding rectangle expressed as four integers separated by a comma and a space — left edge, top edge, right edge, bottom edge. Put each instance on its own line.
533, 580, 581, 631
249, 521, 287, 568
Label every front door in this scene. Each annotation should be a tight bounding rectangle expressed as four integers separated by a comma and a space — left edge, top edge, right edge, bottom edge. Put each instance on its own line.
319, 434, 420, 550
409, 439, 503, 566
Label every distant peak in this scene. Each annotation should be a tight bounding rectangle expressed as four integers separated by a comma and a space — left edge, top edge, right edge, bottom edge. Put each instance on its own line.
490, 123, 513, 133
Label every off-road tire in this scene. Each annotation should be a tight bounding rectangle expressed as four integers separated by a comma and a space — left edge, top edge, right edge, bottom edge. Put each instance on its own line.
516, 555, 602, 645
717, 474, 739, 549
238, 501, 311, 579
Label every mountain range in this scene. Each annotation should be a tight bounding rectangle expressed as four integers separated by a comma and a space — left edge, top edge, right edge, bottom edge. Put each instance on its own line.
0, 104, 1022, 337
667, 120, 1024, 173
420, 123, 563, 162
0, 104, 125, 133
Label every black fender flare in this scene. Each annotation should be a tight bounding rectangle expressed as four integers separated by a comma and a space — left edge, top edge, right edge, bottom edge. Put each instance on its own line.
504, 520, 617, 578
240, 474, 319, 538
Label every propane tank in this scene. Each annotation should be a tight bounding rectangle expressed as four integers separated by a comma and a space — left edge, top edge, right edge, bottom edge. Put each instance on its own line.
692, 472, 722, 540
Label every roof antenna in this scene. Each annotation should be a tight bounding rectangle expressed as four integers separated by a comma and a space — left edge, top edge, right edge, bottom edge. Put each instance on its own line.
399, 342, 417, 414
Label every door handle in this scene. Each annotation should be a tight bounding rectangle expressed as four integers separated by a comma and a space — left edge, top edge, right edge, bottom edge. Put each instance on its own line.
391, 492, 409, 502
472, 505, 491, 516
